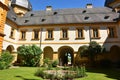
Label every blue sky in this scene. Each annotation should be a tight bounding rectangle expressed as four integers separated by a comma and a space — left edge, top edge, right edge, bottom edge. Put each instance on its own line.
29, 0, 106, 11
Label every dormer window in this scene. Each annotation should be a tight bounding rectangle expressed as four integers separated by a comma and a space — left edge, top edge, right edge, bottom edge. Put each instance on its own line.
12, 17, 16, 21
41, 19, 46, 22
104, 16, 110, 19
82, 10, 86, 13
54, 12, 58, 15
30, 14, 34, 16
24, 20, 29, 23
84, 16, 89, 20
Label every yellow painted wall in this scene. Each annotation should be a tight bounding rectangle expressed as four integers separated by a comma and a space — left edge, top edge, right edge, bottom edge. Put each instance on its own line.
0, 0, 9, 53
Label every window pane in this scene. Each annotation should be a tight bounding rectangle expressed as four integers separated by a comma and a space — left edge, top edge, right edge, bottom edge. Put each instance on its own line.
93, 29, 98, 38
48, 30, 53, 38
34, 30, 39, 39
62, 29, 67, 38
10, 29, 14, 38
109, 28, 114, 38
78, 29, 83, 38
21, 31, 25, 39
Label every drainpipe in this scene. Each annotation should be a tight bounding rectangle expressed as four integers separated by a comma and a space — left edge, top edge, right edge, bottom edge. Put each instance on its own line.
89, 26, 92, 43
40, 28, 43, 48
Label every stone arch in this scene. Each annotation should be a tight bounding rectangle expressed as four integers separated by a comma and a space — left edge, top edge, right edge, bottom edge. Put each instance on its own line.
110, 45, 120, 62
6, 45, 14, 53
43, 46, 53, 60
58, 46, 74, 66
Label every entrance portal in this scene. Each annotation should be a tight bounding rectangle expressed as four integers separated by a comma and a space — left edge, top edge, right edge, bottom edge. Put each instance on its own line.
58, 46, 74, 66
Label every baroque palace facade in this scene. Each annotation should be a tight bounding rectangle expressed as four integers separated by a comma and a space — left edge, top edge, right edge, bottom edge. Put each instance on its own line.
0, 0, 120, 65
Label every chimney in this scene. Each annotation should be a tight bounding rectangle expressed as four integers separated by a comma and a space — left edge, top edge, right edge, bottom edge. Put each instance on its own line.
46, 6, 52, 11
86, 4, 93, 8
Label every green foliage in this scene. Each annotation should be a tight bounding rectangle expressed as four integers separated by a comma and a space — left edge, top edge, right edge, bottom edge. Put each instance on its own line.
79, 45, 89, 57
79, 41, 105, 66
43, 58, 51, 67
35, 68, 46, 78
35, 66, 86, 79
52, 60, 59, 67
43, 58, 58, 69
17, 45, 42, 67
0, 51, 14, 70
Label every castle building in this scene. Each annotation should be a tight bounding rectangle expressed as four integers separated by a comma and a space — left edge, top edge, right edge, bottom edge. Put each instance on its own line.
0, 0, 120, 65
0, 0, 9, 52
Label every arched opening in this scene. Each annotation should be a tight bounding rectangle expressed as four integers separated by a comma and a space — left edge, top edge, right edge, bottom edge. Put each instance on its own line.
44, 47, 53, 60
6, 45, 14, 53
58, 46, 74, 66
16, 47, 22, 63
110, 45, 120, 62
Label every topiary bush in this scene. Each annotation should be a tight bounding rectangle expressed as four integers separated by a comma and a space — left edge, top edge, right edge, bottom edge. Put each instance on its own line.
0, 51, 14, 70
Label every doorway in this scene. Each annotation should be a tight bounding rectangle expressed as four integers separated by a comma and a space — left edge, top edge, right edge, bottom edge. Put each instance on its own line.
58, 46, 74, 66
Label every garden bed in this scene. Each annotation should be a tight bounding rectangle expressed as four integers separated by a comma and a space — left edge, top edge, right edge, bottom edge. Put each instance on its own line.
35, 66, 86, 80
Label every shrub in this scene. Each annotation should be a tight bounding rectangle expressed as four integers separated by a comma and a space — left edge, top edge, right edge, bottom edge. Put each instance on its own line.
35, 66, 87, 79
17, 45, 42, 67
52, 60, 58, 67
43, 58, 51, 67
0, 51, 14, 70
35, 68, 46, 78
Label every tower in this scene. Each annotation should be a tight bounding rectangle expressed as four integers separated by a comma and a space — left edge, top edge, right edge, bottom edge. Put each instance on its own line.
10, 0, 32, 17
105, 0, 120, 12
0, 0, 9, 53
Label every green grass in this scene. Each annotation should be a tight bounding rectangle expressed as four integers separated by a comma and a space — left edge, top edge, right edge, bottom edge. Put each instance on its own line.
75, 68, 120, 80
0, 67, 120, 80
0, 67, 42, 80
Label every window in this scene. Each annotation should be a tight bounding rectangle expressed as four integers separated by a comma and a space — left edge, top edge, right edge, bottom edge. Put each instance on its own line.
48, 30, 53, 38
33, 30, 39, 40
60, 29, 69, 40
104, 16, 110, 19
91, 28, 100, 39
93, 28, 98, 38
9, 28, 15, 39
62, 29, 68, 38
20, 31, 26, 40
84, 16, 89, 20
76, 28, 84, 39
108, 27, 117, 38
45, 29, 54, 40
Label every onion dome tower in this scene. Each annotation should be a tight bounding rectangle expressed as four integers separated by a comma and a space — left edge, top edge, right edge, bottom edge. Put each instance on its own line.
11, 0, 32, 16
105, 0, 120, 12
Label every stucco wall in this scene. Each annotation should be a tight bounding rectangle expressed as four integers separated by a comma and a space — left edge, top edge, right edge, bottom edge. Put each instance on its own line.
3, 23, 120, 52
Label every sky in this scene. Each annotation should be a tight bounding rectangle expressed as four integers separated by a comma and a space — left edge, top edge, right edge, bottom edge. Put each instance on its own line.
29, 0, 106, 11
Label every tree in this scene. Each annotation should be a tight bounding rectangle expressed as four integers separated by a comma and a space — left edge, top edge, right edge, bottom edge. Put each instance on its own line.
17, 45, 42, 67
80, 41, 105, 66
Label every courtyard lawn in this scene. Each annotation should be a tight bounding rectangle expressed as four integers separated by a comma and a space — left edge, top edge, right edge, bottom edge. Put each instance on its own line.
75, 68, 120, 80
0, 67, 120, 80
0, 67, 42, 80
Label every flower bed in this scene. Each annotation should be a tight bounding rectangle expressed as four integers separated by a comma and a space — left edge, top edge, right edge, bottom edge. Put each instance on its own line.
35, 66, 87, 80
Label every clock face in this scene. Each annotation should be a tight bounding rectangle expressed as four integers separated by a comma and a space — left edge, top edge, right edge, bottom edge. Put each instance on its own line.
16, 0, 28, 8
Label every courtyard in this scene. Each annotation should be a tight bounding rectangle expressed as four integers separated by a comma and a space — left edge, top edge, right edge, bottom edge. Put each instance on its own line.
0, 67, 120, 80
